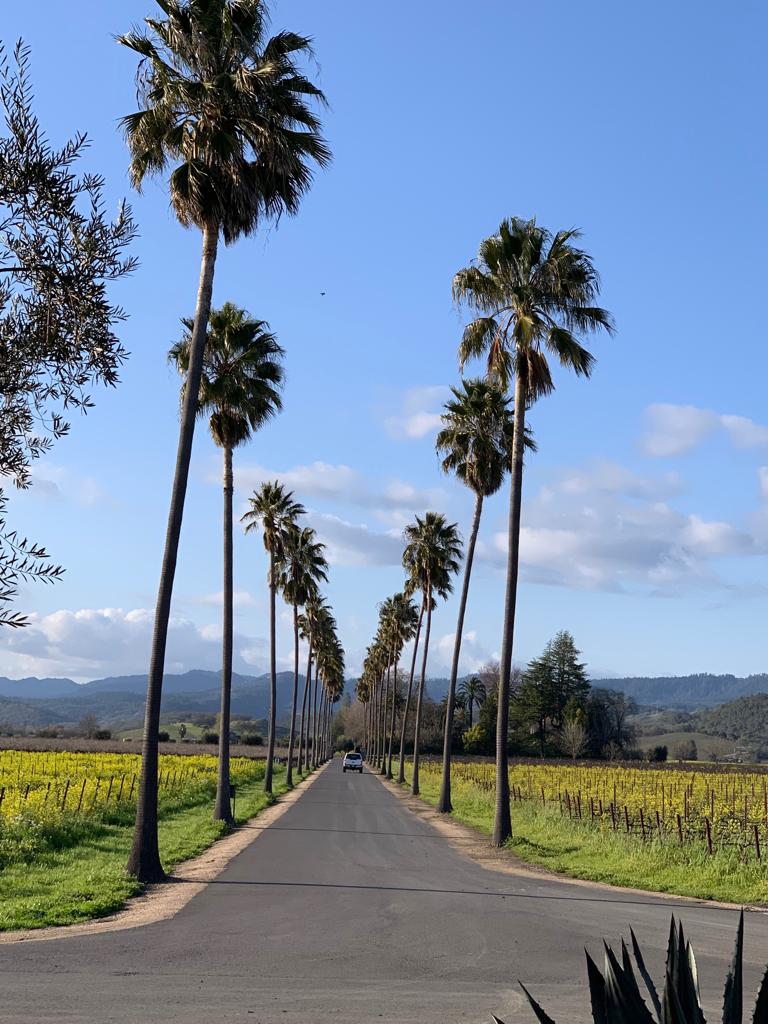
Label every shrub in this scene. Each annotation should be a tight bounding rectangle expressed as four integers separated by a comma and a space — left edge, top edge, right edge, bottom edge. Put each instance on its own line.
240, 733, 263, 746
157, 730, 170, 742
646, 744, 668, 762
93, 729, 112, 740
509, 913, 765, 1024
202, 731, 219, 745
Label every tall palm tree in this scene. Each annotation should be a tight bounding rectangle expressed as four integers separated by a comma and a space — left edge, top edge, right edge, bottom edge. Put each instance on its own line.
458, 675, 487, 728
434, 378, 533, 813
453, 216, 613, 845
381, 594, 418, 779
279, 526, 327, 786
297, 593, 329, 771
119, 0, 330, 881
396, 596, 427, 785
169, 302, 283, 823
402, 512, 461, 796
242, 482, 305, 793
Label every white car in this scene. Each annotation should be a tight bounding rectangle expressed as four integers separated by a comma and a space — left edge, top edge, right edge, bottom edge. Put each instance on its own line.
342, 751, 363, 773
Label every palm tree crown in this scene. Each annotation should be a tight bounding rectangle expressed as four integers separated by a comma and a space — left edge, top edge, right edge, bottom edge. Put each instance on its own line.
279, 525, 327, 610
119, 0, 331, 243
242, 481, 305, 563
402, 512, 462, 602
453, 216, 614, 395
170, 302, 284, 445
436, 378, 535, 499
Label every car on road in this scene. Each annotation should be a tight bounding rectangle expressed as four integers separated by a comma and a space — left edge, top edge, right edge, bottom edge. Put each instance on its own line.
342, 752, 363, 773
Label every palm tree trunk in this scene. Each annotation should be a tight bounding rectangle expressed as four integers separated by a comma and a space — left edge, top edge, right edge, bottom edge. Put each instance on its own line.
372, 677, 380, 767
411, 587, 433, 797
321, 696, 327, 761
286, 604, 300, 787
380, 660, 391, 775
397, 600, 424, 784
213, 444, 235, 823
468, 699, 473, 728
264, 548, 277, 795
127, 219, 219, 882
378, 672, 387, 770
437, 493, 483, 814
386, 651, 399, 779
311, 668, 320, 767
298, 641, 312, 774
493, 372, 527, 847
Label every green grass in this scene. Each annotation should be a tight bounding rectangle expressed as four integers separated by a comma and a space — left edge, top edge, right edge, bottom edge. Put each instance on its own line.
0, 767, 305, 932
639, 731, 740, 760
400, 763, 768, 906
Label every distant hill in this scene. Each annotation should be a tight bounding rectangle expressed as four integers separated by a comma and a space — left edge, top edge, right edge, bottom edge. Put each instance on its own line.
697, 694, 768, 752
599, 673, 768, 709
0, 671, 301, 728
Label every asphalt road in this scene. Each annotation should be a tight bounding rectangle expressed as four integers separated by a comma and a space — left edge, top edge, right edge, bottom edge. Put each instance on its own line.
0, 762, 765, 1023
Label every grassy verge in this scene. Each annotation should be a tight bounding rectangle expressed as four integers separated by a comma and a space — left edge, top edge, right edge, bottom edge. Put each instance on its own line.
0, 767, 302, 932
398, 764, 768, 905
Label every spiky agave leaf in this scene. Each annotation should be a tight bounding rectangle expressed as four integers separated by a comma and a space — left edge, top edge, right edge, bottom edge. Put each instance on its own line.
723, 911, 744, 1024
631, 927, 662, 1021
518, 982, 559, 1024
663, 968, 692, 1024
752, 966, 768, 1024
586, 951, 607, 1024
667, 921, 706, 1024
603, 942, 656, 1024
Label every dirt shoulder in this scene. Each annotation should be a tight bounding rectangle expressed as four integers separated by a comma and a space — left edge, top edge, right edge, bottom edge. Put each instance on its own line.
373, 770, 755, 912
0, 765, 326, 944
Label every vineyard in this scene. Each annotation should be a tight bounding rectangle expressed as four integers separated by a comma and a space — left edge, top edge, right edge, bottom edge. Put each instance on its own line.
0, 748, 285, 930
425, 759, 768, 859
408, 758, 768, 904
0, 749, 265, 822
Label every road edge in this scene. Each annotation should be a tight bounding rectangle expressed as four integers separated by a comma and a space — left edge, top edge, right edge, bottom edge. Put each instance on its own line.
371, 768, 760, 914
0, 762, 329, 944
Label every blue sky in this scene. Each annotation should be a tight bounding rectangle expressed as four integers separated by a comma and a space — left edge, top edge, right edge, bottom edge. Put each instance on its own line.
2, 1, 767, 682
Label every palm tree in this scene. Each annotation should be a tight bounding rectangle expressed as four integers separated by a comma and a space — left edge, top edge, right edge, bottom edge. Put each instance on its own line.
381, 594, 418, 779
396, 597, 427, 785
279, 526, 327, 786
402, 512, 461, 796
434, 378, 533, 813
119, 0, 329, 881
242, 482, 305, 793
453, 216, 613, 845
169, 302, 283, 823
458, 675, 487, 728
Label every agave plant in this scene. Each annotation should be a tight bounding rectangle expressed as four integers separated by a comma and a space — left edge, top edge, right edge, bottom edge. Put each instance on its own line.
500, 913, 768, 1024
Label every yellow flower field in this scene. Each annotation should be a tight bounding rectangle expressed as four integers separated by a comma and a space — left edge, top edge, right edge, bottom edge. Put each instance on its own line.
0, 749, 265, 821
421, 759, 768, 857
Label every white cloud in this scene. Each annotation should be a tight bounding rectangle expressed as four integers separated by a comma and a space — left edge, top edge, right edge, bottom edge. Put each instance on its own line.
435, 630, 493, 674
759, 467, 768, 500
721, 415, 768, 449
484, 462, 760, 594
232, 460, 443, 517
191, 590, 256, 610
27, 464, 107, 506
0, 607, 267, 681
385, 385, 451, 440
307, 512, 403, 567
642, 404, 720, 457
642, 405, 768, 458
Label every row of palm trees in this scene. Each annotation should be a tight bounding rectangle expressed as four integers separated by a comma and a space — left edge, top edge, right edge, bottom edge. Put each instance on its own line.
357, 216, 613, 845
117, 0, 332, 882
170, 299, 343, 824
357, 511, 461, 794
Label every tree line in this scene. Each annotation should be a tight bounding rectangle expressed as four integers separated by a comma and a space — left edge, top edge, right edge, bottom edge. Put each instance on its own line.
355, 215, 614, 842
0, 1, 338, 883
346, 629, 637, 771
